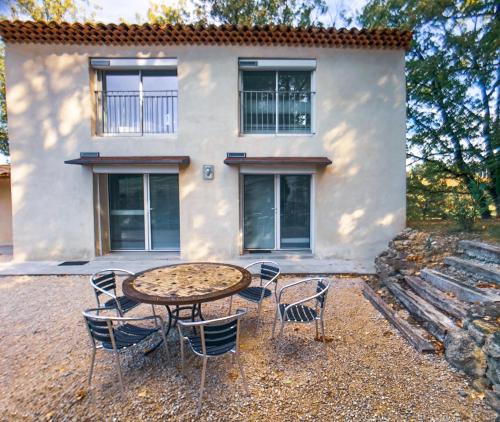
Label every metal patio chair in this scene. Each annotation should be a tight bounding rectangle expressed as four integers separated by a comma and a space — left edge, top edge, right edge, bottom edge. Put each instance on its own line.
228, 261, 280, 319
177, 309, 249, 415
82, 307, 169, 392
272, 278, 331, 343
90, 269, 152, 317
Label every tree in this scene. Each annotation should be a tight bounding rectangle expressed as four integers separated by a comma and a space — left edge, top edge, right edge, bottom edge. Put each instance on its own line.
6, 0, 80, 21
0, 0, 93, 155
146, 0, 191, 25
357, 0, 499, 218
146, 0, 329, 26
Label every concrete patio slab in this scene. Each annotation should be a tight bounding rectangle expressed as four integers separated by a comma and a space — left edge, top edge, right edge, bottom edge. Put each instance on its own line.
0, 255, 374, 276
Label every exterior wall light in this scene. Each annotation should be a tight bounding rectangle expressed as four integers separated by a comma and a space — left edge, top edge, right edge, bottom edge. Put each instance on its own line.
203, 165, 214, 180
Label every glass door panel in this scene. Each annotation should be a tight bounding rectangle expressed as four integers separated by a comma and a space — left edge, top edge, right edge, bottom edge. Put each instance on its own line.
280, 175, 311, 249
243, 175, 275, 249
149, 174, 180, 250
108, 174, 145, 250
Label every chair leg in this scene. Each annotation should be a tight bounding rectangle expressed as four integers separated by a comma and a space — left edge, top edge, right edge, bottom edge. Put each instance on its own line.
279, 321, 285, 338
315, 319, 319, 339
271, 308, 279, 338
235, 353, 249, 395
113, 350, 124, 393
320, 319, 326, 344
87, 347, 96, 388
228, 295, 233, 315
151, 305, 158, 328
196, 357, 208, 416
159, 325, 170, 359
180, 337, 185, 374
257, 301, 262, 321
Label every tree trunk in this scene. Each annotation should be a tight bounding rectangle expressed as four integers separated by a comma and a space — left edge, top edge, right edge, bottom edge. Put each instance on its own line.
433, 81, 492, 219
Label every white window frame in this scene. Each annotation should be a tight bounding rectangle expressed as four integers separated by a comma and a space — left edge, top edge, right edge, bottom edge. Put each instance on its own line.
106, 172, 181, 252
92, 59, 178, 137
238, 167, 316, 254
238, 59, 316, 136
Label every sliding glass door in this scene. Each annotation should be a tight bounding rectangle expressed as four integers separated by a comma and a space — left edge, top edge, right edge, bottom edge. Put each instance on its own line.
149, 174, 180, 250
109, 174, 145, 250
108, 174, 180, 251
243, 174, 312, 251
243, 175, 276, 249
280, 175, 311, 249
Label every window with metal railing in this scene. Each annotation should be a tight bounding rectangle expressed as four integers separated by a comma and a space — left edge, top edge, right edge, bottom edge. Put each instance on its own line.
95, 70, 178, 135
240, 70, 313, 134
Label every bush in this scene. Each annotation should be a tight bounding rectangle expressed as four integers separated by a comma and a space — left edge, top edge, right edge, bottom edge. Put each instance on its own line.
448, 194, 480, 231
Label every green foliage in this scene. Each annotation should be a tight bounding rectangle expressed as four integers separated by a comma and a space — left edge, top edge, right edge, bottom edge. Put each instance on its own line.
358, 0, 500, 218
5, 0, 94, 22
448, 193, 480, 231
146, 0, 329, 26
147, 1, 191, 24
406, 163, 453, 220
406, 162, 490, 231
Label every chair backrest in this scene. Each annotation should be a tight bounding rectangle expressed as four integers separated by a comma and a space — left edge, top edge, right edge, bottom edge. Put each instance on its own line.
91, 271, 117, 297
245, 261, 280, 283
185, 310, 246, 356
315, 279, 330, 309
83, 310, 115, 347
260, 262, 280, 283
202, 318, 238, 351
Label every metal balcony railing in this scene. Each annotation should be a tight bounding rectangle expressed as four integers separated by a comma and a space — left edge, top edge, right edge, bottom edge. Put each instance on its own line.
95, 90, 178, 135
240, 90, 313, 134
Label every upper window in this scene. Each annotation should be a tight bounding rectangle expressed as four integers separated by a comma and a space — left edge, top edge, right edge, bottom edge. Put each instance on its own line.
93, 59, 178, 136
239, 61, 315, 135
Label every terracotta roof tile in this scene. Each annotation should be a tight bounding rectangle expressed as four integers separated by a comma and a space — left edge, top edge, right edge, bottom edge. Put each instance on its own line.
0, 20, 412, 50
0, 164, 10, 178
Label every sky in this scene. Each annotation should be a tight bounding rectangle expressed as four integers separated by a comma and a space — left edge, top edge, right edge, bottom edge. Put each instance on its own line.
0, 0, 367, 26
89, 0, 367, 26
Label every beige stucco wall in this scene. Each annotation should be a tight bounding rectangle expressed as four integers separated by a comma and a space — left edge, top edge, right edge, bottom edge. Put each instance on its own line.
5, 43, 406, 261
0, 177, 12, 245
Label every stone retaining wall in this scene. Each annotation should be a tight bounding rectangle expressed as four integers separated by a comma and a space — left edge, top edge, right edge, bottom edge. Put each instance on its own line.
375, 228, 499, 413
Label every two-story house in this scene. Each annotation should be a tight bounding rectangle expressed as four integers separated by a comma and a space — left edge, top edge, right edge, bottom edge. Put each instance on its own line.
0, 21, 410, 262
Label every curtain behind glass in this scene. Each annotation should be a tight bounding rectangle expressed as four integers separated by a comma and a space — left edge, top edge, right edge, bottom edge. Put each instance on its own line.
280, 175, 311, 249
243, 175, 275, 249
150, 174, 180, 250
108, 174, 145, 250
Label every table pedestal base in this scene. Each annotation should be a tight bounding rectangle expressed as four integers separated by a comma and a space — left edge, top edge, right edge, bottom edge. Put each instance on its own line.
143, 303, 203, 355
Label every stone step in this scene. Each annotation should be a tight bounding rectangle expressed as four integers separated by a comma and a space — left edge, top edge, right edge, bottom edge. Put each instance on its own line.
459, 240, 500, 264
404, 276, 469, 320
386, 280, 458, 342
362, 283, 436, 353
420, 268, 500, 303
444, 256, 500, 286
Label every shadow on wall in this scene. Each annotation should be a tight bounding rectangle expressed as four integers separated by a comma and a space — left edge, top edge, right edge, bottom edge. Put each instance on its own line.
316, 59, 405, 260
6, 46, 405, 261
8, 49, 93, 260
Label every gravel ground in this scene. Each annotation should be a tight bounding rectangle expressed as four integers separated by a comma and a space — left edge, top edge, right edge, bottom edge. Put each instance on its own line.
0, 275, 496, 421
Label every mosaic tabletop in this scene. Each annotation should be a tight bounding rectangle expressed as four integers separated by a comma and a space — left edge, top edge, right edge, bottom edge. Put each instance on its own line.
122, 263, 252, 305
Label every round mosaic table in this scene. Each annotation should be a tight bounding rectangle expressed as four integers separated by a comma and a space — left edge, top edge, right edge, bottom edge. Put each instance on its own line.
123, 263, 252, 353
122, 262, 252, 306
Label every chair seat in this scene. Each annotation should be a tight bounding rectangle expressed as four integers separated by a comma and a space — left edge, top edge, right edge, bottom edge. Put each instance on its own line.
186, 335, 236, 356
237, 286, 272, 303
104, 295, 139, 314
102, 323, 158, 350
279, 304, 317, 322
